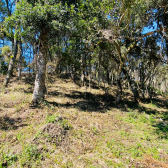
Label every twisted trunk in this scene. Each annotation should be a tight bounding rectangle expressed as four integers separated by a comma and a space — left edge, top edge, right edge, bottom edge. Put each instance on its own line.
32, 30, 48, 104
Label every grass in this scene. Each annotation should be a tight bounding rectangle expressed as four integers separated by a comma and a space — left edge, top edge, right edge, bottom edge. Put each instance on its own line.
0, 74, 168, 167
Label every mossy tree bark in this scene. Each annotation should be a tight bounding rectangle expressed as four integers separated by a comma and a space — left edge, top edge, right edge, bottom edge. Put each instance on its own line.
32, 29, 48, 104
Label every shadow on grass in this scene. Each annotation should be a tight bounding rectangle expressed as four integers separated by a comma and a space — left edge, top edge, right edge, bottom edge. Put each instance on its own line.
47, 85, 167, 114
23, 87, 33, 94
141, 97, 168, 109
120, 98, 168, 139
0, 115, 28, 131
45, 94, 168, 139
23, 74, 35, 85
24, 73, 168, 138
153, 122, 168, 139
48, 90, 167, 138
47, 90, 116, 113
119, 100, 159, 114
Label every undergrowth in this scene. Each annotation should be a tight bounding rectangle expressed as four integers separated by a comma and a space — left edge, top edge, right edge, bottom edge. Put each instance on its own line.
0, 76, 168, 167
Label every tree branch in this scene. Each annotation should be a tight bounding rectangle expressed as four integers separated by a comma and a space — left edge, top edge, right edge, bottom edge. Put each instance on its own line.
113, 41, 122, 63
118, 0, 135, 27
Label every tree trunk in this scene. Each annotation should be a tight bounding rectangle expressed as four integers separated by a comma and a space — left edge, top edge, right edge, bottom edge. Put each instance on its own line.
98, 56, 101, 86
81, 54, 84, 86
18, 38, 23, 79
71, 64, 75, 83
81, 73, 84, 86
4, 38, 18, 87
32, 41, 38, 76
116, 77, 122, 104
32, 30, 48, 104
89, 54, 92, 91
122, 68, 139, 102
106, 71, 110, 85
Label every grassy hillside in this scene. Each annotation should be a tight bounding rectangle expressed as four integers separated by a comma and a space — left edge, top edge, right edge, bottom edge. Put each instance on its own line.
0, 74, 168, 168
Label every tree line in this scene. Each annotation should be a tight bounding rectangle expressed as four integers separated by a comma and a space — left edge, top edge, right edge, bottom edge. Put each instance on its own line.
0, 0, 168, 105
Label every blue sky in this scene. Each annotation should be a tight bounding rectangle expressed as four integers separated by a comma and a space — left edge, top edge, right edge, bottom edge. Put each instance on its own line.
142, 22, 157, 34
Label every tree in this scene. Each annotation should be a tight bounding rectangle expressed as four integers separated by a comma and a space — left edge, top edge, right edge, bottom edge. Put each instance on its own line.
10, 0, 84, 104
2, 0, 168, 105
91, 0, 168, 103
0, 0, 20, 86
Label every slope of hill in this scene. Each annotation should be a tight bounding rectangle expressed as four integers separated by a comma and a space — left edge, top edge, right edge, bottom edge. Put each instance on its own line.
0, 74, 168, 168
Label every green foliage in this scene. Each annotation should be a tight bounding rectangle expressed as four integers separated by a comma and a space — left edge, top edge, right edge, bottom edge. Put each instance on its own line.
0, 1, 7, 20
1, 46, 11, 57
6, 0, 66, 37
0, 59, 8, 74
157, 90, 163, 95
106, 139, 125, 158
19, 144, 42, 167
1, 46, 12, 63
60, 119, 73, 130
46, 114, 73, 130
163, 113, 168, 120
0, 151, 17, 167
46, 114, 58, 123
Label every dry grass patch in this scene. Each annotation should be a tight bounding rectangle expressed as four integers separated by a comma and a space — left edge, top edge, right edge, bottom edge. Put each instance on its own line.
0, 75, 168, 167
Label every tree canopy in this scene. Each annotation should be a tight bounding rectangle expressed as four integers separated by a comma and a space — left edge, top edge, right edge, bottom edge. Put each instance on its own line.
0, 0, 168, 104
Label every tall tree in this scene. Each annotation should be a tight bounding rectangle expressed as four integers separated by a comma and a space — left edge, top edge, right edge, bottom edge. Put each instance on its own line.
93, 0, 168, 103
2, 0, 19, 86
10, 0, 83, 104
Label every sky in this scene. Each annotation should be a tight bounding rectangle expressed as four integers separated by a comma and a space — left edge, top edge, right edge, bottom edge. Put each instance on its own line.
142, 22, 158, 34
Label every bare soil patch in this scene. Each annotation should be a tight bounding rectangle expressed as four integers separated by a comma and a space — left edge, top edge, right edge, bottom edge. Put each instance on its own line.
33, 123, 69, 147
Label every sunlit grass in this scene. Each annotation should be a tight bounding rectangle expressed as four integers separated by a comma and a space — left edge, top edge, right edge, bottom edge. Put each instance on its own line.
0, 75, 168, 167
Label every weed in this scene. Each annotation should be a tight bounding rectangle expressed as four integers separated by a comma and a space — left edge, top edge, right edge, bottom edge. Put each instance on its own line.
139, 115, 148, 123
46, 114, 57, 123
157, 90, 162, 95
0, 151, 17, 167
15, 105, 22, 112
60, 119, 73, 130
163, 113, 168, 120
16, 132, 23, 141
144, 133, 151, 141
129, 143, 144, 158
43, 100, 49, 106
91, 126, 99, 135
22, 97, 29, 104
149, 115, 155, 124
107, 140, 125, 158
127, 108, 133, 112
12, 95, 16, 100
34, 131, 42, 139
50, 105, 55, 111
106, 159, 124, 167
62, 161, 73, 167
2, 132, 6, 138
78, 129, 84, 136
46, 114, 73, 130
128, 112, 138, 119
120, 130, 130, 137
19, 144, 42, 167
